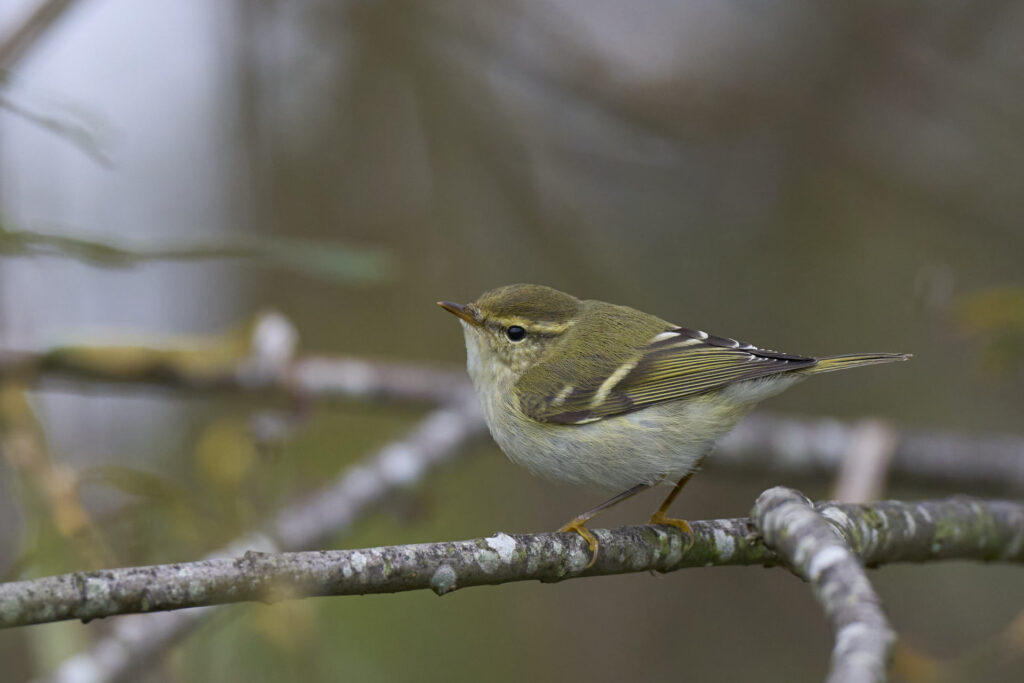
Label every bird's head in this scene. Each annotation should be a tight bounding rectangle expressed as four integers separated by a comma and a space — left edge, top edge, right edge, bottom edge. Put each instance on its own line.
438, 284, 580, 383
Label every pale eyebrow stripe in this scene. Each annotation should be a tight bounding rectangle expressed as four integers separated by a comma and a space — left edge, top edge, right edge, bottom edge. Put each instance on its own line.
528, 321, 573, 334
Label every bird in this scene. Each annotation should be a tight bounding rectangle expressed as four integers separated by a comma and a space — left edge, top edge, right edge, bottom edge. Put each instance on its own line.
438, 283, 909, 567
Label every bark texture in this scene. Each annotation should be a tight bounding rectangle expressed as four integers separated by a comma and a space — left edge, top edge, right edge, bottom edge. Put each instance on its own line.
4, 495, 1021, 630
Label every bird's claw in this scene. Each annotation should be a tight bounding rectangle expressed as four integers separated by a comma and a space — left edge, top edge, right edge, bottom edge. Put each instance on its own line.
649, 512, 695, 552
558, 518, 600, 569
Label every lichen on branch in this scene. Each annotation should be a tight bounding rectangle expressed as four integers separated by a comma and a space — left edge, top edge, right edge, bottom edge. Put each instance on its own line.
1, 494, 1021, 630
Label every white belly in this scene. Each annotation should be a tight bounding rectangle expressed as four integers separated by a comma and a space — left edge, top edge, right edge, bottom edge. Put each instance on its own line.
479, 389, 756, 491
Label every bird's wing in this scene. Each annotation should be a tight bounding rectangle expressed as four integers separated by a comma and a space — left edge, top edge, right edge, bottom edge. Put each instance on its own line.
518, 327, 816, 425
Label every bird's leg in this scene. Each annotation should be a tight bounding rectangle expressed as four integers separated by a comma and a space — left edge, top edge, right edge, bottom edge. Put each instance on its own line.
649, 472, 696, 550
558, 482, 652, 569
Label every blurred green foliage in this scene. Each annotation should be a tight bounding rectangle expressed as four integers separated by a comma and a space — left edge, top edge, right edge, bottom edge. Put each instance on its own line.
957, 286, 1024, 379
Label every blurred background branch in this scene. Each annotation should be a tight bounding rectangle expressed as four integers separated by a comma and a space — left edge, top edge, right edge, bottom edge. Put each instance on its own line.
0, 223, 393, 285
0, 325, 468, 407
37, 398, 486, 683
715, 413, 1024, 497
0, 96, 110, 165
0, 0, 81, 71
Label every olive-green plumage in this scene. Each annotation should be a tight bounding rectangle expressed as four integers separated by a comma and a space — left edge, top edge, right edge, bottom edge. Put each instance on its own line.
452, 284, 908, 431
439, 284, 909, 562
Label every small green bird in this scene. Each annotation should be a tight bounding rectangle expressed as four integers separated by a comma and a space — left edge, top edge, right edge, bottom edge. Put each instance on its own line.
439, 284, 909, 566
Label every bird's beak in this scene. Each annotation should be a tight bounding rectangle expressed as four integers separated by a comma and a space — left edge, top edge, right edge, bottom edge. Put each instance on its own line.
437, 301, 482, 327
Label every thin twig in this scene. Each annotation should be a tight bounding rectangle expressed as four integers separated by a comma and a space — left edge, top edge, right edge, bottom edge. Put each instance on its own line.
0, 228, 392, 284
268, 397, 487, 549
0, 96, 111, 165
5, 494, 1022, 630
832, 419, 899, 502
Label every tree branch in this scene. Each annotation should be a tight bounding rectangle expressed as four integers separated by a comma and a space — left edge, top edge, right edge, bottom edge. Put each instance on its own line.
4, 494, 1021, 630
0, 348, 471, 407
0, 0, 81, 71
38, 397, 487, 683
716, 412, 1024, 496
267, 397, 487, 550
754, 487, 895, 683
831, 419, 898, 502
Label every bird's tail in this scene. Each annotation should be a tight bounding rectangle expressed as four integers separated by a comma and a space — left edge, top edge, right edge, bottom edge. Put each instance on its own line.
803, 352, 912, 375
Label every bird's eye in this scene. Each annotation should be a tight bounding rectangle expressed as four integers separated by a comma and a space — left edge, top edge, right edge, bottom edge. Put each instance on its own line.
506, 325, 526, 342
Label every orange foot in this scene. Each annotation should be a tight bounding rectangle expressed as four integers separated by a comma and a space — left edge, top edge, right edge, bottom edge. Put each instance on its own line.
557, 518, 600, 569
649, 512, 695, 552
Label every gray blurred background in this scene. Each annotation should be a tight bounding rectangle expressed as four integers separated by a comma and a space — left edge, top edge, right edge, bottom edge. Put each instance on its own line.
1, 0, 1023, 681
